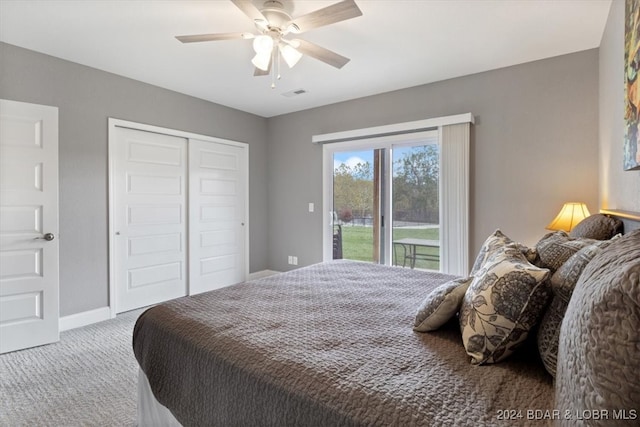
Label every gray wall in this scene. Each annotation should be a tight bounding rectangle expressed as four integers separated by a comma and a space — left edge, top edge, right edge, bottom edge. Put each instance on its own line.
599, 0, 640, 211
267, 50, 600, 272
0, 42, 269, 317
0, 42, 603, 316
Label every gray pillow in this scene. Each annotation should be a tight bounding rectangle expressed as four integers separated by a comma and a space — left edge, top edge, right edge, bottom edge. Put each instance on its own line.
414, 277, 472, 332
555, 229, 640, 427
536, 238, 616, 377
460, 249, 551, 364
569, 213, 623, 240
550, 237, 619, 302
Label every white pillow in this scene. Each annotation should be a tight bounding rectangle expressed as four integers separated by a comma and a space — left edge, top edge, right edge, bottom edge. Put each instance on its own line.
414, 277, 473, 332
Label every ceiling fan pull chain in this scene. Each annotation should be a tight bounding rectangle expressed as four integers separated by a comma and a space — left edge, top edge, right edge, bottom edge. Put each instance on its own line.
277, 46, 282, 81
271, 49, 276, 89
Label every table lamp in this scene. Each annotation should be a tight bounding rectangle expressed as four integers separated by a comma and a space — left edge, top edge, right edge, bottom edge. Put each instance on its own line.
546, 202, 591, 232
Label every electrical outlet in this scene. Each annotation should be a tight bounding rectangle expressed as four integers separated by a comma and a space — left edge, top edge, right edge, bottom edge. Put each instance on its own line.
308, 202, 314, 212
288, 255, 298, 265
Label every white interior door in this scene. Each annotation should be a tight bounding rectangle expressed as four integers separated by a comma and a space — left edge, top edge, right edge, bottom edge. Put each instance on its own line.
113, 127, 187, 313
189, 139, 247, 294
0, 99, 59, 354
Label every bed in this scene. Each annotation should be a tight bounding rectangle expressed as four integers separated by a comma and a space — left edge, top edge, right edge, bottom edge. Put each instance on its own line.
133, 261, 553, 426
133, 212, 640, 427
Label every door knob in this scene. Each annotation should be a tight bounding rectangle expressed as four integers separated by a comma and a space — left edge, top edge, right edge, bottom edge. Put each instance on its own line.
35, 233, 55, 241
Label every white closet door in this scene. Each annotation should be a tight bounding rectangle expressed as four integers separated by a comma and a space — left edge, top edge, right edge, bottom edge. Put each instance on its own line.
113, 127, 187, 313
0, 99, 59, 353
189, 139, 247, 295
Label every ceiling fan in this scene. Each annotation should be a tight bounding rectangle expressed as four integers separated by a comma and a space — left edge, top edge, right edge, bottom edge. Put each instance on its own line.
176, 0, 362, 86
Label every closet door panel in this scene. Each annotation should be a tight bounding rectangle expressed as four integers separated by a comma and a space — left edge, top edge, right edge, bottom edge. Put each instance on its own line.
189, 139, 247, 295
113, 127, 187, 313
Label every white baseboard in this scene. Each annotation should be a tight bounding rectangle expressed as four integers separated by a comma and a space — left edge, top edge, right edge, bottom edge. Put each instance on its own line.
247, 270, 280, 280
59, 306, 112, 332
59, 271, 280, 332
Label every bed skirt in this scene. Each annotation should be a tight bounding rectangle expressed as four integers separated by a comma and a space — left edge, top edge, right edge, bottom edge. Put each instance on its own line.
137, 368, 182, 427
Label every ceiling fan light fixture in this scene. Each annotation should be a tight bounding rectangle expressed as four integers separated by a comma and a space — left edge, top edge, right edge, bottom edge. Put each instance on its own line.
175, 0, 363, 86
280, 43, 302, 68
252, 35, 274, 54
287, 39, 301, 48
251, 52, 272, 71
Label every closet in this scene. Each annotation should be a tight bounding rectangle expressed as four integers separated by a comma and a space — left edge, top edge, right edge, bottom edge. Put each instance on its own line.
109, 120, 248, 313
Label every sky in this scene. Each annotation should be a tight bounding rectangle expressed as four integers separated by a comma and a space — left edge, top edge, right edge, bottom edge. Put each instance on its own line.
333, 150, 372, 170
333, 146, 428, 172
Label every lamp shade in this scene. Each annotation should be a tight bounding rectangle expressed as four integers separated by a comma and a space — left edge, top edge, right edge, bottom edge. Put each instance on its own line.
279, 43, 302, 68
251, 52, 271, 71
546, 202, 591, 232
252, 35, 273, 54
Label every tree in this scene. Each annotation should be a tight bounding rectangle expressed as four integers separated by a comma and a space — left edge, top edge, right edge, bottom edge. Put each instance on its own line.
333, 161, 373, 223
333, 146, 439, 226
393, 146, 439, 223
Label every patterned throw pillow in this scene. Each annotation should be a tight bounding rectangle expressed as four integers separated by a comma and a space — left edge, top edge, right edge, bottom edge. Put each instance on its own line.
536, 238, 617, 377
550, 237, 618, 302
470, 230, 537, 276
517, 242, 539, 264
459, 250, 551, 364
470, 230, 512, 276
536, 297, 565, 377
535, 231, 595, 273
414, 277, 473, 332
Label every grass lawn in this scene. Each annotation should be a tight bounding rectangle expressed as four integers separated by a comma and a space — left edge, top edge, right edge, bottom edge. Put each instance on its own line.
339, 225, 440, 270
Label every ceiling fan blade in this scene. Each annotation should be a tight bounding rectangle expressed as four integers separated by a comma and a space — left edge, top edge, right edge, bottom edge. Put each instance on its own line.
175, 32, 251, 43
293, 39, 350, 69
254, 67, 270, 77
288, 0, 362, 33
231, 0, 268, 24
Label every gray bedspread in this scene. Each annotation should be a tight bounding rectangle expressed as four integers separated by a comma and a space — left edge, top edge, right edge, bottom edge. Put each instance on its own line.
133, 260, 553, 426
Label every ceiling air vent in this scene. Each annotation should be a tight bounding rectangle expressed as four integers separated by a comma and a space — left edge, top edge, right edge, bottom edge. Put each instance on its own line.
281, 89, 308, 98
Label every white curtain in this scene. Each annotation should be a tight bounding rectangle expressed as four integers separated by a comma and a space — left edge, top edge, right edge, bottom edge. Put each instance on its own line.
439, 122, 470, 276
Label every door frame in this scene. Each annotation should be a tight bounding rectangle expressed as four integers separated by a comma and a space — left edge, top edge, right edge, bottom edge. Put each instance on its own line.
107, 118, 249, 318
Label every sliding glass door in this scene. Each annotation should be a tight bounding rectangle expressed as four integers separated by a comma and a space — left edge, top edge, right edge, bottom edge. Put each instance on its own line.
391, 143, 440, 270
332, 149, 378, 262
325, 131, 440, 270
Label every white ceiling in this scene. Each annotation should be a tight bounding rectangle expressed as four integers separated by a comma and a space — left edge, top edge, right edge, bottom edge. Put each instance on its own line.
0, 0, 612, 118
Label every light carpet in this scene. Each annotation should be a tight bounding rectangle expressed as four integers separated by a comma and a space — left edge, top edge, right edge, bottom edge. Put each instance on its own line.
0, 309, 145, 427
